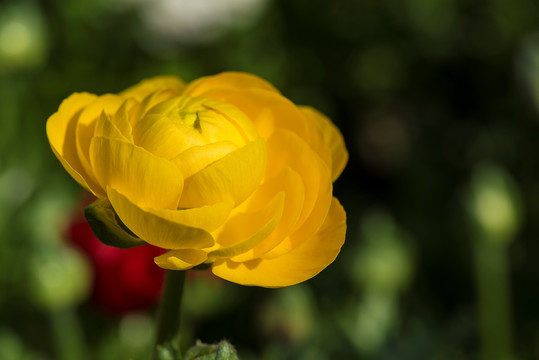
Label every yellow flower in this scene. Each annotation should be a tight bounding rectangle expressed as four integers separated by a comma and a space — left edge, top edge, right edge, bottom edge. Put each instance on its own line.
46, 72, 348, 287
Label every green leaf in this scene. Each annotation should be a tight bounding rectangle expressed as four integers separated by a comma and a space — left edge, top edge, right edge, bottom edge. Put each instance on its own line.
84, 198, 146, 248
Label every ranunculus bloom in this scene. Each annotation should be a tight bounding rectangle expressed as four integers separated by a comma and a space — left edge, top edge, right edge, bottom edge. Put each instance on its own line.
47, 72, 348, 287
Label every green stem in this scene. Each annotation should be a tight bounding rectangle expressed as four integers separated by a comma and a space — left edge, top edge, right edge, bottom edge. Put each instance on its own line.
50, 307, 87, 360
153, 270, 187, 360
474, 237, 514, 360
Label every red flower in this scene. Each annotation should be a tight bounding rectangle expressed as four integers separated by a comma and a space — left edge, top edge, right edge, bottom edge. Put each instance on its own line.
67, 199, 165, 314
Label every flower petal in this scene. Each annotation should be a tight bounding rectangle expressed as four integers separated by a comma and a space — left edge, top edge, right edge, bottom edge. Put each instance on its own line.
208, 192, 284, 260
90, 137, 183, 210
49, 144, 101, 196
121, 75, 185, 102
179, 138, 266, 208
197, 101, 254, 146
259, 130, 332, 258
94, 111, 128, 142
110, 100, 135, 142
264, 130, 322, 229
300, 106, 348, 181
108, 187, 215, 250
196, 88, 311, 141
211, 197, 346, 287
154, 249, 208, 270
172, 141, 238, 179
230, 168, 305, 262
202, 100, 259, 142
184, 72, 281, 97
46, 92, 105, 196
133, 112, 203, 159
128, 90, 182, 128
149, 199, 234, 233
266, 156, 332, 258
76, 94, 127, 188
132, 96, 208, 159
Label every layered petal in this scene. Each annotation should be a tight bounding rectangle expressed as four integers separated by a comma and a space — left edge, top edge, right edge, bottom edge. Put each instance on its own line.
46, 92, 104, 196
172, 141, 238, 179
211, 197, 346, 287
184, 71, 281, 97
133, 111, 205, 159
300, 106, 348, 181
108, 187, 215, 250
179, 138, 266, 208
132, 97, 251, 159
262, 129, 333, 258
110, 100, 135, 142
148, 199, 234, 233
264, 130, 323, 230
268, 157, 332, 258
196, 88, 311, 141
94, 112, 128, 142
230, 168, 305, 262
154, 249, 208, 270
127, 90, 182, 128
90, 137, 183, 210
199, 100, 258, 144
121, 75, 185, 102
209, 192, 285, 259
76, 94, 127, 187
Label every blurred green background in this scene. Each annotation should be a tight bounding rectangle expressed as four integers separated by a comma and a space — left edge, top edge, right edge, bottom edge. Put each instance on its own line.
1, 0, 539, 359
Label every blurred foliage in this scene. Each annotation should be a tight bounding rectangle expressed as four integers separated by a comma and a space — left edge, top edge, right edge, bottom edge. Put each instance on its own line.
1, 0, 539, 359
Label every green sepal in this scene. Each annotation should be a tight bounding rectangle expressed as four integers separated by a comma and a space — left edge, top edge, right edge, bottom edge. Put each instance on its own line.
156, 339, 181, 360
84, 198, 146, 249
184, 340, 239, 360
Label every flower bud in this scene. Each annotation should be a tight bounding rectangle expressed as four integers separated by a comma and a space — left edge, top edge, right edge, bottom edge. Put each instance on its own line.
353, 211, 413, 293
0, 3, 47, 72
467, 163, 522, 245
29, 247, 91, 310
184, 340, 239, 360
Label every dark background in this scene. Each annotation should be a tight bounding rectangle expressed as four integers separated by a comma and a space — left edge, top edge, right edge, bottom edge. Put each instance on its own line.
1, 0, 539, 359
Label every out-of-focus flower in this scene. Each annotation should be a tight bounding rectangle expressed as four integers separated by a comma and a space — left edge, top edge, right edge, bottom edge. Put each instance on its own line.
29, 246, 91, 311
68, 199, 165, 314
466, 163, 522, 245
353, 211, 413, 293
0, 2, 48, 72
260, 285, 315, 344
47, 72, 348, 287
119, 0, 268, 45
341, 211, 413, 355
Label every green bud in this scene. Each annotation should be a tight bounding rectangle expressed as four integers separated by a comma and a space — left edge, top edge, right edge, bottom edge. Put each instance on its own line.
119, 313, 154, 350
260, 285, 315, 343
29, 247, 91, 310
184, 340, 239, 360
467, 163, 522, 245
0, 2, 48, 72
353, 211, 413, 293
156, 340, 180, 360
84, 199, 145, 249
352, 292, 397, 354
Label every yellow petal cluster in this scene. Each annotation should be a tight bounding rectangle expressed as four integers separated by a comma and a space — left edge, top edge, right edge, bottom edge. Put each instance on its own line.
47, 72, 348, 287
